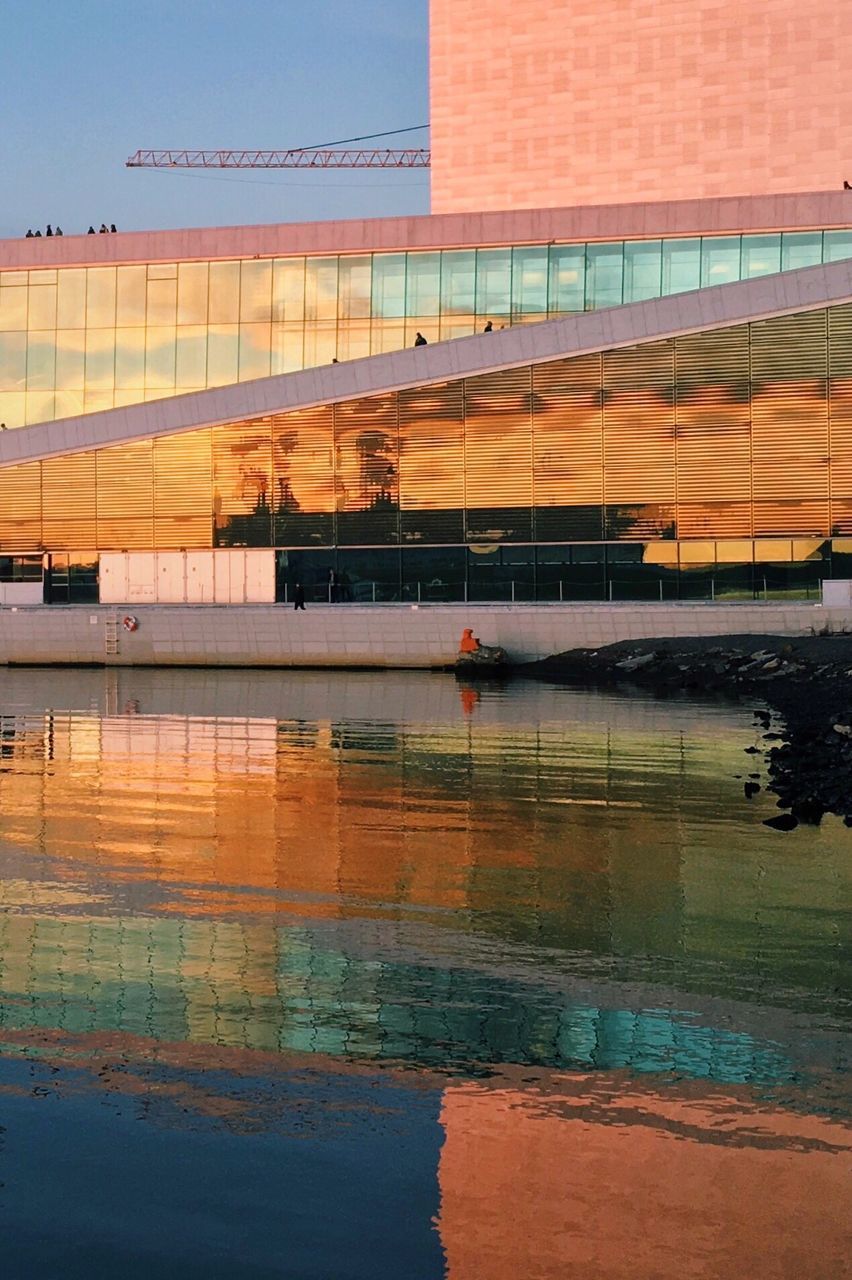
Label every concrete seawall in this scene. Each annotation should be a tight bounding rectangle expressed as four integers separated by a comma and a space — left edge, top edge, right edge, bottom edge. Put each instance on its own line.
0, 602, 849, 668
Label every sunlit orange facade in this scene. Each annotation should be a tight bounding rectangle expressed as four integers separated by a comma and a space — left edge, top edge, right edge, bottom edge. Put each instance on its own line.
430, 0, 852, 213
2, 298, 852, 601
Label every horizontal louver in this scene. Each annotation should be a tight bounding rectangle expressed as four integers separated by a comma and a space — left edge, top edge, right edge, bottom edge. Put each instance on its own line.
96, 440, 154, 548
464, 367, 532, 542
0, 463, 42, 550
399, 382, 465, 544
42, 453, 96, 549
153, 429, 212, 548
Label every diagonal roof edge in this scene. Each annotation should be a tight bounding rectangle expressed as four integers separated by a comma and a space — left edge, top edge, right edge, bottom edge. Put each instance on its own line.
2, 257, 851, 470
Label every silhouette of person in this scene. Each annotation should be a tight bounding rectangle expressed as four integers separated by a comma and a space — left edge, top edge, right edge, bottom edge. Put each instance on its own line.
293, 582, 306, 611
34, 229, 41, 237
55, 226, 63, 236
25, 229, 33, 238
88, 226, 96, 235
483, 320, 493, 332
414, 332, 427, 346
99, 224, 108, 234
110, 224, 117, 233
45, 225, 53, 237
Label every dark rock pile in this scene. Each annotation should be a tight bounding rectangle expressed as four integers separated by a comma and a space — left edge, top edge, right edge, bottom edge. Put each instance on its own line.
531, 633, 852, 831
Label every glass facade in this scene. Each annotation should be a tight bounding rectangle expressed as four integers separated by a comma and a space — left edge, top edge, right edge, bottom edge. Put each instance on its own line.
1, 300, 852, 601
1, 229, 852, 428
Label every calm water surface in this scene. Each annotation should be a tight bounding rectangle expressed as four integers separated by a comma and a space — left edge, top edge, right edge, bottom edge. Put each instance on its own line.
0, 668, 848, 1279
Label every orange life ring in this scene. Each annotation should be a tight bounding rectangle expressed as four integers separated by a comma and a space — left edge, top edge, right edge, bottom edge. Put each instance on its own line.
122, 615, 139, 633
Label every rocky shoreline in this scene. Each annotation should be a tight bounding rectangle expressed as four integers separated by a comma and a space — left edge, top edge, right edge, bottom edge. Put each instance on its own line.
531, 633, 852, 831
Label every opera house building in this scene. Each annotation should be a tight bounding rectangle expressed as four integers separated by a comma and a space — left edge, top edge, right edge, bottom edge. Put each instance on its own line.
3, 0, 852, 607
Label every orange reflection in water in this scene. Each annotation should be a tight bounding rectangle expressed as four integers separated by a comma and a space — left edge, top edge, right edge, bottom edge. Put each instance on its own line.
437, 1074, 852, 1280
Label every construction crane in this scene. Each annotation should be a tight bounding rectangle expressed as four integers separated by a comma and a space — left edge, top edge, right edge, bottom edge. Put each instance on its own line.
126, 126, 431, 171
127, 148, 430, 169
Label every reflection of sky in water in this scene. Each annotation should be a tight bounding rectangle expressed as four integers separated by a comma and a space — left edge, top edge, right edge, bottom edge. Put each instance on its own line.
0, 670, 848, 1278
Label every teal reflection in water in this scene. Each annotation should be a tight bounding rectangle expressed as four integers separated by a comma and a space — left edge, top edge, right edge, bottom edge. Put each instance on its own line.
0, 669, 848, 1279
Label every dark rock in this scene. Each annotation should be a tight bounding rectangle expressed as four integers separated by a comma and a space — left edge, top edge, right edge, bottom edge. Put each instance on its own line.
763, 813, 799, 831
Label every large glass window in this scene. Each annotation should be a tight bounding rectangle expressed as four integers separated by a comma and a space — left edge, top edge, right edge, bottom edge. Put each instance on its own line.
661, 240, 701, 295
338, 256, 371, 319
8, 223, 852, 430
304, 258, 338, 322
547, 245, 585, 314
585, 244, 623, 309
239, 260, 272, 323
781, 232, 823, 271
0, 286, 27, 332
176, 262, 208, 325
372, 254, 406, 318
623, 240, 662, 303
406, 253, 441, 317
0, 333, 27, 389
27, 283, 57, 331
476, 248, 512, 317
117, 266, 148, 326
441, 251, 476, 315
115, 329, 146, 389
511, 246, 548, 316
208, 262, 240, 324
272, 258, 305, 323
823, 230, 852, 262
741, 235, 781, 278
700, 238, 741, 287
85, 268, 117, 328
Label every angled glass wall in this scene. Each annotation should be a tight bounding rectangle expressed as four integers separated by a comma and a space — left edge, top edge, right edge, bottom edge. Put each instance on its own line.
0, 300, 851, 600
1, 229, 852, 428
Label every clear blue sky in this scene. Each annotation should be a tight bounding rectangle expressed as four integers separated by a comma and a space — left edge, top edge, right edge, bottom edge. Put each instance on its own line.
1, 0, 430, 239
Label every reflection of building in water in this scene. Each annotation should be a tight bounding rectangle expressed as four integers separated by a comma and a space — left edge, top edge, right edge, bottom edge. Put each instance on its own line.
0, 704, 846, 1013
0, 912, 799, 1086
436, 1078, 852, 1280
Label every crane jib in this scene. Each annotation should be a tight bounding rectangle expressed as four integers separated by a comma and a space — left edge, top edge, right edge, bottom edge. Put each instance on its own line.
126, 149, 432, 169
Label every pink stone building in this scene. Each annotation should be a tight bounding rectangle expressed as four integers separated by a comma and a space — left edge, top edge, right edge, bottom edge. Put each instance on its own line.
429, 0, 852, 213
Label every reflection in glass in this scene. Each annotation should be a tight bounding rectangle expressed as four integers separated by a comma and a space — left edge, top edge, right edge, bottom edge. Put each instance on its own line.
781, 232, 823, 271
0, 286, 28, 332
406, 253, 441, 317
741, 235, 781, 278
623, 240, 662, 302
145, 326, 176, 389
176, 262, 209, 325
701, 237, 741, 286
116, 266, 148, 326
547, 245, 585, 314
114, 329, 146, 390
586, 243, 623, 309
441, 251, 476, 316
239, 260, 272, 323
662, 239, 701, 294
209, 262, 241, 324
372, 254, 406, 318
511, 247, 548, 316
476, 248, 512, 317
305, 258, 338, 323
338, 256, 371, 319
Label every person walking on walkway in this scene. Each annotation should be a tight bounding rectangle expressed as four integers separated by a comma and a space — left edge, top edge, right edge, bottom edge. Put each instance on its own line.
414, 332, 428, 346
293, 582, 306, 611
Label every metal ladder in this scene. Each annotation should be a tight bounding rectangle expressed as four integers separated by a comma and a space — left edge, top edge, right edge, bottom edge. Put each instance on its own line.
104, 613, 119, 657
